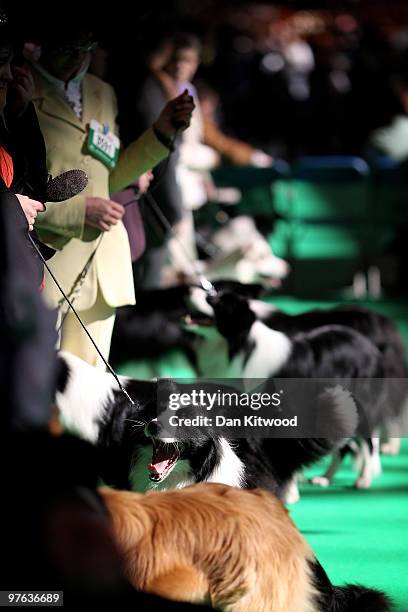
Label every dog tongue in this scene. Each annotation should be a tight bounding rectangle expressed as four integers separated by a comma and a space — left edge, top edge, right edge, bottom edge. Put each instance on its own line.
148, 460, 171, 477
148, 444, 176, 479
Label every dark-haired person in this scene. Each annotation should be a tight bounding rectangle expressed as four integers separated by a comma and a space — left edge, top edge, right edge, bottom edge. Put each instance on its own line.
113, 34, 185, 289
0, 13, 54, 287
157, 33, 220, 281
25, 23, 194, 367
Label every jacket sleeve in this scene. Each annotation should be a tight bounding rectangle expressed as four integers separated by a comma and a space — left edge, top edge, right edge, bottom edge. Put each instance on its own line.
203, 119, 255, 167
109, 86, 169, 194
35, 191, 87, 246
109, 128, 170, 194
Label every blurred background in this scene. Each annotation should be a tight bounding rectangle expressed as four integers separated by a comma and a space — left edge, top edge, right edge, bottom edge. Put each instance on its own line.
93, 0, 408, 299
12, 0, 408, 299
106, 0, 408, 158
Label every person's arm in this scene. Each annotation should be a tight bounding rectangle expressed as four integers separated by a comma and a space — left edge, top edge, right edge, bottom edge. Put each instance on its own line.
203, 119, 273, 168
110, 88, 194, 194
119, 74, 169, 145
5, 65, 49, 201
35, 190, 88, 245
5, 65, 82, 243
203, 119, 255, 166
9, 103, 49, 200
109, 128, 169, 195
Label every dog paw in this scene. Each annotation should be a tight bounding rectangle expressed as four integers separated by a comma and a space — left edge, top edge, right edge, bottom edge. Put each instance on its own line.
284, 484, 300, 505
371, 456, 382, 477
355, 474, 372, 489
310, 476, 330, 487
381, 439, 401, 456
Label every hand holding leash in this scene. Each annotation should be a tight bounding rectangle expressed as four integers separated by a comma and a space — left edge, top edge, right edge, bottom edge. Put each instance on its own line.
85, 197, 125, 232
153, 89, 195, 140
16, 194, 45, 231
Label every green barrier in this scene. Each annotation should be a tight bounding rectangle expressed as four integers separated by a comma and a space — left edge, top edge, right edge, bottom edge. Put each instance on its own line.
211, 158, 401, 295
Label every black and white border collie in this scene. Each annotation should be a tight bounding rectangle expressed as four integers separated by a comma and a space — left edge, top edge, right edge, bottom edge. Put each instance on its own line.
143, 382, 358, 503
247, 299, 408, 457
56, 352, 252, 492
56, 351, 357, 502
111, 282, 407, 459
186, 289, 403, 490
109, 280, 266, 368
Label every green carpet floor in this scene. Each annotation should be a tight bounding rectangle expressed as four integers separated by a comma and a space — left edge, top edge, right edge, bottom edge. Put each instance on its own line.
294, 442, 408, 611
117, 295, 408, 610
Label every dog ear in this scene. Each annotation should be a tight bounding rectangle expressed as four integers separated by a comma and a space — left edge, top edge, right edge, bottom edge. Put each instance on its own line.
213, 280, 265, 299
235, 283, 265, 299
206, 293, 218, 308
56, 355, 70, 394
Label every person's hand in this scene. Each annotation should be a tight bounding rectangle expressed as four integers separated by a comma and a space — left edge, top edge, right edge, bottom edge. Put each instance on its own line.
137, 170, 154, 195
153, 89, 195, 140
7, 66, 35, 118
250, 150, 274, 168
23, 42, 42, 63
85, 197, 125, 232
16, 194, 45, 231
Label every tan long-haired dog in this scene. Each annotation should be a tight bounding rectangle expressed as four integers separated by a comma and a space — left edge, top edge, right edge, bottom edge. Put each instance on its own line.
100, 484, 390, 612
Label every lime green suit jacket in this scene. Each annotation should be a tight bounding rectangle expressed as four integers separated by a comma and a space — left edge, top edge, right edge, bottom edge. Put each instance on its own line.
33, 70, 168, 310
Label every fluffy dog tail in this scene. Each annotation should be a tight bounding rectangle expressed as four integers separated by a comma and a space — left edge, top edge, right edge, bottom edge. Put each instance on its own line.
268, 386, 359, 497
311, 559, 392, 611
314, 385, 359, 440
331, 584, 392, 611
288, 385, 359, 469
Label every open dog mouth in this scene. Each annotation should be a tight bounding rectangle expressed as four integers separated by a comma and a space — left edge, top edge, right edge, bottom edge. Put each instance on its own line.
148, 440, 180, 482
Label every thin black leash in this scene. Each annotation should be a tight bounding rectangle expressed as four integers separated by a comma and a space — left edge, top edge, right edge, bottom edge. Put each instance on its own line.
143, 191, 217, 295
30, 129, 182, 404
28, 233, 135, 406
56, 129, 181, 333
32, 126, 214, 404
57, 234, 104, 333
56, 190, 141, 334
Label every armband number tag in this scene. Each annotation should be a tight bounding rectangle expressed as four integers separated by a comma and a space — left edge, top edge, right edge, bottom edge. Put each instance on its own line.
86, 120, 120, 169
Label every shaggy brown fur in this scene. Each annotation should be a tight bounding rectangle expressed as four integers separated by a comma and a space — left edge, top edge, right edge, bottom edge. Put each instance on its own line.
100, 483, 318, 612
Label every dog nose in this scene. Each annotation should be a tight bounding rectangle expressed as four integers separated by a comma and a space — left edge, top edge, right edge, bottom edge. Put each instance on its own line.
145, 418, 159, 438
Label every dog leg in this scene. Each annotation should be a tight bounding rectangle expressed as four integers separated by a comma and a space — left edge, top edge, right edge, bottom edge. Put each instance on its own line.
371, 435, 382, 477
310, 448, 345, 487
146, 565, 210, 605
381, 438, 401, 455
355, 439, 373, 489
282, 476, 300, 505
381, 417, 402, 455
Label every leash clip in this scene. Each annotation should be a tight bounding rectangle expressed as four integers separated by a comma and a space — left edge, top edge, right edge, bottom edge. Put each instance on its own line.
199, 274, 217, 297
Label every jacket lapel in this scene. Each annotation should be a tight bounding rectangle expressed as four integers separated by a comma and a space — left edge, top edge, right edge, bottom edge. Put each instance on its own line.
32, 70, 86, 133
81, 76, 104, 132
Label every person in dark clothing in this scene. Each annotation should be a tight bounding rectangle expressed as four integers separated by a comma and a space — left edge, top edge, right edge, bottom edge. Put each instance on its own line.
0, 12, 54, 285
115, 36, 183, 288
